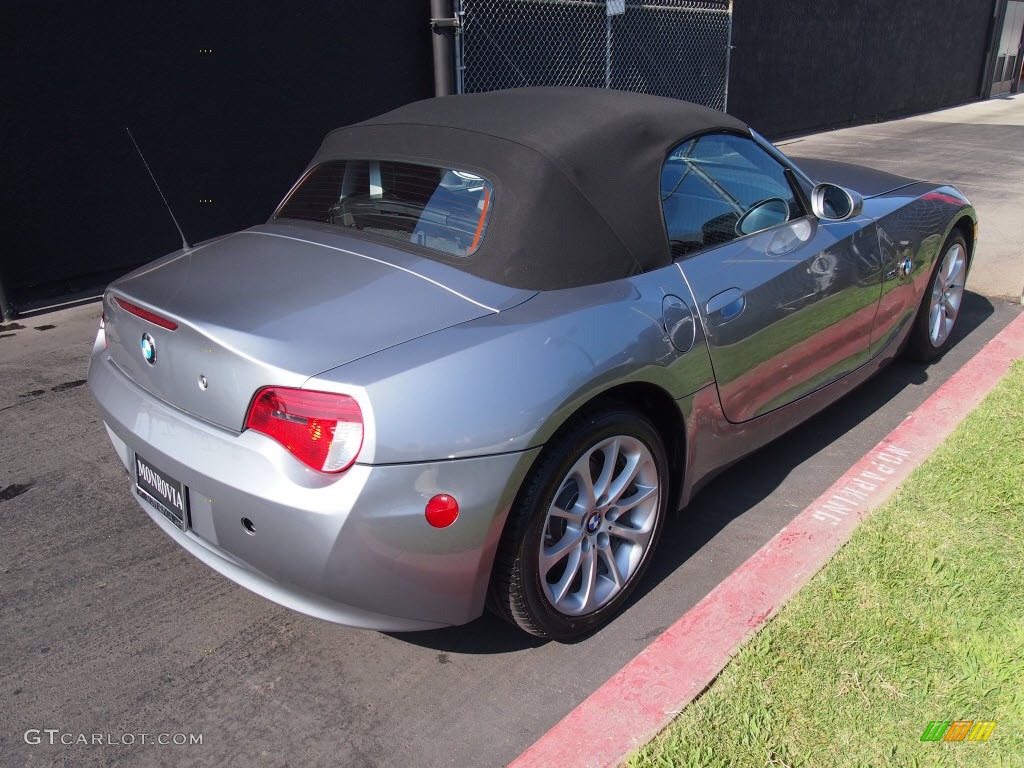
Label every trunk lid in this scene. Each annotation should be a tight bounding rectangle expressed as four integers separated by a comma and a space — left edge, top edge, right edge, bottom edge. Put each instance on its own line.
103, 223, 533, 431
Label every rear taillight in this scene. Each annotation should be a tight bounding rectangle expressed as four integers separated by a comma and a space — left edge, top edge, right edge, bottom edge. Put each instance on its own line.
245, 387, 363, 473
113, 296, 179, 330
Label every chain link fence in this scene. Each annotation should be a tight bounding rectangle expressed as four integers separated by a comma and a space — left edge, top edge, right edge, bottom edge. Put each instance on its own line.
456, 0, 732, 110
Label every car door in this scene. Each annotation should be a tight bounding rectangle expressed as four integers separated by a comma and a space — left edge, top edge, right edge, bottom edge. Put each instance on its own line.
665, 133, 882, 423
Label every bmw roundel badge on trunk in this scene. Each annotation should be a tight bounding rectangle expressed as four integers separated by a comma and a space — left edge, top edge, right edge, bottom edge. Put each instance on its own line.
141, 332, 157, 365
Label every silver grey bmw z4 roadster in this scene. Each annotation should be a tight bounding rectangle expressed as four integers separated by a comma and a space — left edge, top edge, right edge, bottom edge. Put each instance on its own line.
89, 88, 976, 639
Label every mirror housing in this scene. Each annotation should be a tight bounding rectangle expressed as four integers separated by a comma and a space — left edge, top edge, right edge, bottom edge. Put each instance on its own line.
810, 183, 864, 221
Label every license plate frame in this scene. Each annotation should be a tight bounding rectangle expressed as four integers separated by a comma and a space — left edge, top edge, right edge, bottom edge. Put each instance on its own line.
134, 453, 189, 531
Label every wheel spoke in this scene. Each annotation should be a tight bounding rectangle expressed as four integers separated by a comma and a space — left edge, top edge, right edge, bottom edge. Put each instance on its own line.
938, 304, 949, 343
591, 438, 620, 501
548, 500, 585, 522
550, 544, 583, 605
577, 546, 599, 613
944, 295, 960, 319
929, 303, 944, 343
609, 520, 653, 548
944, 246, 963, 284
599, 547, 625, 591
568, 457, 596, 511
604, 451, 644, 506
615, 483, 657, 514
946, 283, 964, 313
540, 527, 583, 573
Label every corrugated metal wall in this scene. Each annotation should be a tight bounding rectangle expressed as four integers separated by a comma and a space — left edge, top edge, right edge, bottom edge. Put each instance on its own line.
727, 0, 995, 136
1, 1, 1003, 308
1, 1, 433, 307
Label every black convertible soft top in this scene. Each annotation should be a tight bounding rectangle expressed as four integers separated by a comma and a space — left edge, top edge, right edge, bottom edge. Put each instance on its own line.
305, 87, 749, 290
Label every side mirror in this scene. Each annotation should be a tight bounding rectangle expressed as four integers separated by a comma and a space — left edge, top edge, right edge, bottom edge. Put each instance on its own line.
810, 183, 864, 221
735, 197, 791, 236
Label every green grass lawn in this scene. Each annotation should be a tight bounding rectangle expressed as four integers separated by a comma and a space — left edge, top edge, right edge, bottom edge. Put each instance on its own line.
629, 359, 1024, 768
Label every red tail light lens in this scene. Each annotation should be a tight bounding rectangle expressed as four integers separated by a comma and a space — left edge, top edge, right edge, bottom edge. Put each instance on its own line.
245, 387, 363, 473
113, 296, 179, 330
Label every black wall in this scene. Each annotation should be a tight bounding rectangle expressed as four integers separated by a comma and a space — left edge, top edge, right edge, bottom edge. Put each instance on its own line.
2, 1, 1002, 309
2, 1, 433, 307
728, 0, 996, 137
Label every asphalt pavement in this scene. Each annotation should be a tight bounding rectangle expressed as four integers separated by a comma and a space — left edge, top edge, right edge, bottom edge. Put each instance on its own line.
778, 92, 1024, 303
1, 96, 1022, 768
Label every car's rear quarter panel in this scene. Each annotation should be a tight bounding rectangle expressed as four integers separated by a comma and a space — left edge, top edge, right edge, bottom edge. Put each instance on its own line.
313, 266, 715, 465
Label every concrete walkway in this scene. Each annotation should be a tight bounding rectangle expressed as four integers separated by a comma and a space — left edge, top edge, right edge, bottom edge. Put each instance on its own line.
777, 94, 1024, 303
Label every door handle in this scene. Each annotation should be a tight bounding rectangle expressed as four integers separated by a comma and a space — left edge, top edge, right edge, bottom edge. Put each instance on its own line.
705, 288, 746, 326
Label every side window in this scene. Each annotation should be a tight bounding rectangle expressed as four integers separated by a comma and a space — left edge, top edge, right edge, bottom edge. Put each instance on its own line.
661, 133, 803, 259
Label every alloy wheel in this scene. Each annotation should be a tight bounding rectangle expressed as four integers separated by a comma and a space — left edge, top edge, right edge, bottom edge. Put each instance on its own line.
538, 435, 660, 616
928, 241, 966, 348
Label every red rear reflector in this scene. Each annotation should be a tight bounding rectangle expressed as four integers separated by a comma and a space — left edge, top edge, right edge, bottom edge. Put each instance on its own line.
425, 494, 459, 528
245, 387, 363, 473
113, 297, 179, 330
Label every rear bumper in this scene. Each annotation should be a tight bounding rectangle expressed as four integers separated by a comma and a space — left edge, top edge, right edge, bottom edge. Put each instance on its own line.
88, 351, 539, 631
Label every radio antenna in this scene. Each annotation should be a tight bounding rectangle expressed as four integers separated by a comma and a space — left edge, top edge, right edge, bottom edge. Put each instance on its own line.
125, 127, 191, 250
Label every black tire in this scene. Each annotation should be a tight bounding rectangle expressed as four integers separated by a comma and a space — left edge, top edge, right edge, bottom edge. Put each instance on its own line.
904, 231, 969, 362
488, 406, 669, 640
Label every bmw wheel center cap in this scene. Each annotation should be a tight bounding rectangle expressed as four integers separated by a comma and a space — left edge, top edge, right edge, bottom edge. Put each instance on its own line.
141, 332, 157, 365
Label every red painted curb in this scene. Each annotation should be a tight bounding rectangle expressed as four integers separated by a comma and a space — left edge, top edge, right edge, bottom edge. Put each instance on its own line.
510, 310, 1024, 768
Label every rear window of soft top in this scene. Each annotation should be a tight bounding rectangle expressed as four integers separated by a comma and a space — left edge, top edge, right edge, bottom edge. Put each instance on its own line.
275, 160, 493, 257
